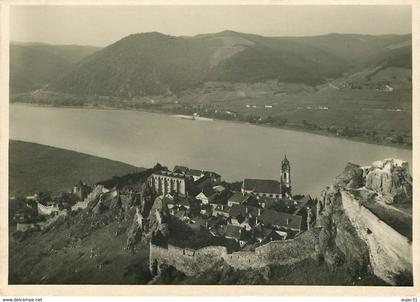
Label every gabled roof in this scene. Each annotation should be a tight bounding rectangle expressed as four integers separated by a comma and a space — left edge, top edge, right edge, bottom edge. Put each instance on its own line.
186, 169, 203, 177
173, 165, 189, 174
243, 179, 281, 194
225, 224, 241, 240
229, 204, 260, 219
258, 209, 302, 230
239, 229, 252, 242
194, 176, 212, 190
207, 216, 225, 228
196, 187, 217, 198
258, 196, 280, 207
204, 170, 221, 178
228, 192, 250, 204
212, 185, 226, 192
214, 204, 230, 213
177, 198, 190, 207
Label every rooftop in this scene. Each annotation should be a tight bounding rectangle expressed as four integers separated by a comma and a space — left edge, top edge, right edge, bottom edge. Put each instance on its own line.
228, 192, 251, 204
225, 224, 241, 240
229, 204, 260, 218
258, 209, 302, 230
243, 179, 281, 194
186, 169, 203, 177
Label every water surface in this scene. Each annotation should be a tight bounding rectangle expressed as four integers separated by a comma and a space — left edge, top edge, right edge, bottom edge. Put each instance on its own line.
10, 105, 412, 196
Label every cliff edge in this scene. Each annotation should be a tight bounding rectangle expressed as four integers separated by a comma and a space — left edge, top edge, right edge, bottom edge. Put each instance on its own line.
326, 158, 412, 285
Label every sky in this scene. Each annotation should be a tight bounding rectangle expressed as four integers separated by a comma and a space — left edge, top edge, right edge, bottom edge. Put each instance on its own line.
10, 5, 412, 47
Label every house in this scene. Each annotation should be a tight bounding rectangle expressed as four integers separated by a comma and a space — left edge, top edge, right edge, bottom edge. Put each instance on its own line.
258, 196, 281, 208
212, 185, 226, 193
37, 202, 60, 216
194, 176, 212, 192
225, 224, 242, 241
204, 171, 222, 184
212, 204, 230, 218
162, 196, 176, 214
174, 209, 188, 221
177, 198, 191, 210
261, 196, 298, 213
238, 229, 253, 247
207, 216, 225, 231
258, 209, 302, 232
199, 204, 213, 216
173, 165, 189, 174
210, 224, 227, 237
227, 192, 250, 207
72, 181, 92, 200
229, 204, 261, 219
225, 225, 252, 247
186, 169, 204, 181
252, 225, 286, 243
173, 165, 221, 184
13, 207, 38, 224
229, 204, 260, 230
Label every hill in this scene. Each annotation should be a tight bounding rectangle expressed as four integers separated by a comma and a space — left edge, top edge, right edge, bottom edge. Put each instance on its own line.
47, 31, 411, 97
9, 140, 143, 196
10, 43, 100, 93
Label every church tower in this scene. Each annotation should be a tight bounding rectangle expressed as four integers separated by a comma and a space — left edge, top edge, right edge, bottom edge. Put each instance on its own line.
280, 155, 291, 197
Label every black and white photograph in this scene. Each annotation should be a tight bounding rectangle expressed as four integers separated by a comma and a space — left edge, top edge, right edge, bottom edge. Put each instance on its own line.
1, 1, 417, 293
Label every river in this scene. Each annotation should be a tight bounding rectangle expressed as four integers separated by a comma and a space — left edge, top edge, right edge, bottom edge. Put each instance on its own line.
10, 104, 412, 197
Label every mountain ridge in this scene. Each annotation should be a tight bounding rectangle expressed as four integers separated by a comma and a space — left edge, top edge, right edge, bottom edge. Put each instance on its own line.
11, 31, 411, 97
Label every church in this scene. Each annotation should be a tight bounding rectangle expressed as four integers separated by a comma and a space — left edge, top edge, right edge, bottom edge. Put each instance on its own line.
241, 156, 291, 198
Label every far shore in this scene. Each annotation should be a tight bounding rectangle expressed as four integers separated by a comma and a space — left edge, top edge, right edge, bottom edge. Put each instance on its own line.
10, 101, 412, 151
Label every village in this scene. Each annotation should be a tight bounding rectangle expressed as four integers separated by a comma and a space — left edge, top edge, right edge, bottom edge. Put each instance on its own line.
11, 156, 317, 250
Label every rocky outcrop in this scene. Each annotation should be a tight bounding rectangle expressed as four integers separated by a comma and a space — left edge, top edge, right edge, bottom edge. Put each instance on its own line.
126, 206, 145, 250
324, 158, 413, 285
340, 190, 412, 285
365, 159, 412, 204
316, 187, 370, 276
333, 162, 365, 189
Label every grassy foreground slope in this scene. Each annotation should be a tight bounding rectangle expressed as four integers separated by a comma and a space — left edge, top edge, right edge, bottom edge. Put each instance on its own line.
9, 140, 143, 196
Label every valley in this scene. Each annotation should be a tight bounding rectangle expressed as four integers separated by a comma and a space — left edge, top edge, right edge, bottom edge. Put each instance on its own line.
10, 31, 412, 149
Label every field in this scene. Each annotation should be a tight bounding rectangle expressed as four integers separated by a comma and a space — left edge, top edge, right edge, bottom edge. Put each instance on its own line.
9, 140, 144, 197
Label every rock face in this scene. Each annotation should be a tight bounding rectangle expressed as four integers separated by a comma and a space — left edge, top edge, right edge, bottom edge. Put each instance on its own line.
325, 158, 413, 285
365, 159, 412, 204
333, 162, 365, 189
316, 187, 370, 276
340, 191, 412, 285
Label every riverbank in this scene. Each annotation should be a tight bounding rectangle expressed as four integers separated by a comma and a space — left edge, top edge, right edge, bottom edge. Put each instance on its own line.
10, 101, 412, 150
9, 140, 144, 197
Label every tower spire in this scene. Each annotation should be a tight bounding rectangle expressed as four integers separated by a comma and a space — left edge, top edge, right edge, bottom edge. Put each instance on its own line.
280, 155, 291, 197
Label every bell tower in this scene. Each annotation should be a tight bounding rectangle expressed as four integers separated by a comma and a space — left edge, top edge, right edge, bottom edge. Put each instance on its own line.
281, 155, 291, 197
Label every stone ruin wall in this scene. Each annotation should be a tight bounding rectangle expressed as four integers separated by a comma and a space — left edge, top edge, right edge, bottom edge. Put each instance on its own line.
341, 190, 412, 285
149, 230, 319, 275
149, 244, 228, 276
